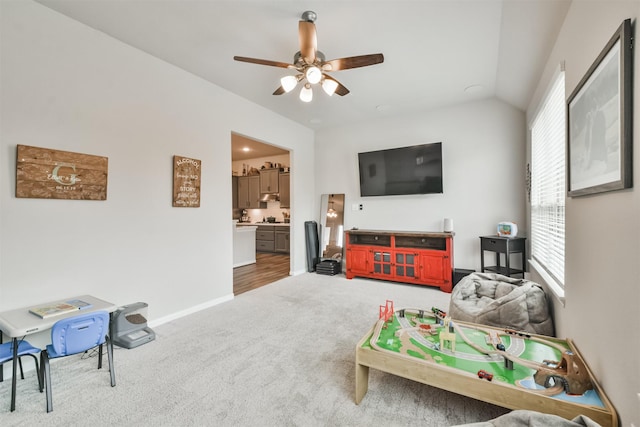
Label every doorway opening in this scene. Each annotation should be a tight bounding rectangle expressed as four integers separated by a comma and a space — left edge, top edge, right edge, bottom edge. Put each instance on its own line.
231, 133, 291, 295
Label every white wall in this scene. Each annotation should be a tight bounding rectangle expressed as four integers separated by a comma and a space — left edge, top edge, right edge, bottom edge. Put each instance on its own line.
527, 2, 640, 426
315, 98, 527, 270
5, 1, 635, 423
0, 0, 314, 339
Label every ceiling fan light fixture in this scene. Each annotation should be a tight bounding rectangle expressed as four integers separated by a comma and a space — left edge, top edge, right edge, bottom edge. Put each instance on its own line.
281, 75, 299, 93
322, 78, 338, 96
300, 83, 313, 102
305, 66, 322, 84
234, 11, 384, 102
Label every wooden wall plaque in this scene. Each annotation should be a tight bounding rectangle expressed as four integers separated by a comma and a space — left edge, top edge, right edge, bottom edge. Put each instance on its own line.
173, 155, 201, 207
16, 145, 108, 200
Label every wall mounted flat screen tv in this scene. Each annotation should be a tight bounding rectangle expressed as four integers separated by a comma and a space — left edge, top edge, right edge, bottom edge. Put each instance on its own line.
358, 142, 443, 196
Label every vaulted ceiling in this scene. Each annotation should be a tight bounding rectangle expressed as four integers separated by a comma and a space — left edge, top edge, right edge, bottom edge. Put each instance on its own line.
37, 0, 571, 130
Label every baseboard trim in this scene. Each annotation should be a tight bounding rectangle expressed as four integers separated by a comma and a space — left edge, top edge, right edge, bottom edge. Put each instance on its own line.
233, 260, 256, 268
148, 293, 234, 328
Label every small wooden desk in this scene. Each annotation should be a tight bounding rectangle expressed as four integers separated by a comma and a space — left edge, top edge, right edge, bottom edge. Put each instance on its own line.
0, 295, 117, 411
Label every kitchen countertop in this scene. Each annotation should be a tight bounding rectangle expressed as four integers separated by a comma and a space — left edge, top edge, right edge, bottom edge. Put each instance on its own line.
235, 224, 257, 232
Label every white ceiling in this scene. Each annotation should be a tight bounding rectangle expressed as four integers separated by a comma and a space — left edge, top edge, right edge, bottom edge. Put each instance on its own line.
231, 132, 289, 161
36, 0, 570, 134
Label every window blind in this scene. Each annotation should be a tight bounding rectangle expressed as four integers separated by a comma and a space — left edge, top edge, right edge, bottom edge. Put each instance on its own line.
530, 72, 565, 287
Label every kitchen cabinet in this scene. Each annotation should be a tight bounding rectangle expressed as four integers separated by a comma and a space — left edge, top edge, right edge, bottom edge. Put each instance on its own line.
248, 224, 290, 253
256, 225, 275, 252
232, 176, 238, 209
237, 176, 262, 209
275, 229, 290, 253
345, 230, 454, 292
260, 168, 279, 193
279, 173, 290, 208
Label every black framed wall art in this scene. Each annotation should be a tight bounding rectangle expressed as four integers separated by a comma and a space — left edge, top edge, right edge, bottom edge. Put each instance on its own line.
567, 19, 633, 197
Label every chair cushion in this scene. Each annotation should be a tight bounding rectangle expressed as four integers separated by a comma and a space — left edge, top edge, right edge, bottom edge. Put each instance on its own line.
449, 272, 554, 336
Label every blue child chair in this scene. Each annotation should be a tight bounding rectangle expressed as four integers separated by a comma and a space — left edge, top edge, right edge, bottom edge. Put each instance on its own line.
40, 310, 115, 412
0, 339, 42, 408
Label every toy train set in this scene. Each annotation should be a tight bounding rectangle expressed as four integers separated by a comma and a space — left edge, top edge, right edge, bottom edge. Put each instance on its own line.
375, 302, 594, 395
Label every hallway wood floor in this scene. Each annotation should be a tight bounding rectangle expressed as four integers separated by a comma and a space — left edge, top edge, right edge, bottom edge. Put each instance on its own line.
233, 252, 290, 295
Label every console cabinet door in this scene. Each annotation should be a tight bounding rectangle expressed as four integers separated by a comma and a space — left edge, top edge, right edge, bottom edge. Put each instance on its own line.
394, 251, 419, 280
420, 252, 448, 284
372, 250, 393, 279
346, 247, 370, 277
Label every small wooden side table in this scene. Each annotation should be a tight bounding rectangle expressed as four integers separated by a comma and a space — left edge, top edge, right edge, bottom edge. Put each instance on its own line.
479, 235, 526, 278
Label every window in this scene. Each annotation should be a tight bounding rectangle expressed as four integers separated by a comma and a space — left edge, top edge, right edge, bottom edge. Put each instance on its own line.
530, 71, 565, 292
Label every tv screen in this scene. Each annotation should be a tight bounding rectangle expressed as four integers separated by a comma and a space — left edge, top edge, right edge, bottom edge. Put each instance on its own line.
358, 142, 443, 196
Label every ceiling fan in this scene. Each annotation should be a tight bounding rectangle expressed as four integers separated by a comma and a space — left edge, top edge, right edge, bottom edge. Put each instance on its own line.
234, 11, 384, 102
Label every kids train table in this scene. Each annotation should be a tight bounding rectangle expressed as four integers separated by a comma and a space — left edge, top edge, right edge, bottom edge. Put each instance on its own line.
355, 308, 618, 426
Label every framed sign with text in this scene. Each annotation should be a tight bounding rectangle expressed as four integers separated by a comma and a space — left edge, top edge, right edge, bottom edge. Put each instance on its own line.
173, 155, 201, 207
16, 145, 108, 200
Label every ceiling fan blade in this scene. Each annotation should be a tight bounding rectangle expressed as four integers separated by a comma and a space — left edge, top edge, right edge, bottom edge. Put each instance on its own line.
298, 21, 317, 63
233, 56, 293, 69
273, 86, 286, 96
323, 75, 350, 96
322, 54, 384, 71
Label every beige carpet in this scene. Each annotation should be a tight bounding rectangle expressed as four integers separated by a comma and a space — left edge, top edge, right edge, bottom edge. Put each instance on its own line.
0, 273, 508, 426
